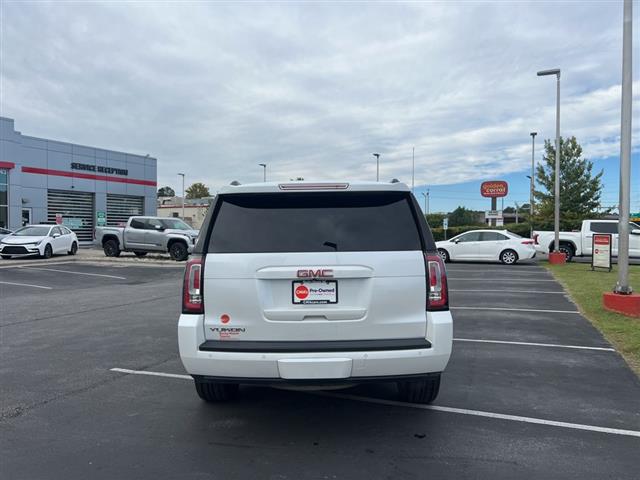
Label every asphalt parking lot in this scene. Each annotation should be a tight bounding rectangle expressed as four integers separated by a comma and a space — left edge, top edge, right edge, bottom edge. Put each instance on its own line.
1, 260, 639, 479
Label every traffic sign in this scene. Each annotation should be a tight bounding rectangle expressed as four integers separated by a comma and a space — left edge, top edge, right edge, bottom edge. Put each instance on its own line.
443, 218, 449, 230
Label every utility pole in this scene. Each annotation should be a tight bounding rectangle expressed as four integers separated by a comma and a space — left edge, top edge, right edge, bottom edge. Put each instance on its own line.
421, 190, 430, 215
259, 163, 267, 182
537, 68, 562, 262
177, 173, 185, 220
373, 153, 380, 182
411, 147, 415, 193
615, 0, 633, 294
530, 132, 537, 238
515, 202, 519, 224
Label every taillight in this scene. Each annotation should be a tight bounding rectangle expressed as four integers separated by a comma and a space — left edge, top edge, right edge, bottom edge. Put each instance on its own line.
533, 233, 539, 245
183, 255, 204, 314
521, 240, 534, 245
425, 253, 448, 311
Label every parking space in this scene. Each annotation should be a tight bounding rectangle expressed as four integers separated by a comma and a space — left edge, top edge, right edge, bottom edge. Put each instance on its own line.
0, 261, 182, 299
1, 261, 639, 479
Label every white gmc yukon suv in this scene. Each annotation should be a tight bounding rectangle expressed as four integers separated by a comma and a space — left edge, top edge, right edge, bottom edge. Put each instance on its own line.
178, 181, 453, 404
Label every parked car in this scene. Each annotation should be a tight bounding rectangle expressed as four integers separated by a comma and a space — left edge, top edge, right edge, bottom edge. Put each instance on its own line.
533, 219, 640, 262
0, 227, 12, 242
179, 181, 452, 404
436, 229, 536, 265
94, 216, 198, 261
0, 225, 78, 259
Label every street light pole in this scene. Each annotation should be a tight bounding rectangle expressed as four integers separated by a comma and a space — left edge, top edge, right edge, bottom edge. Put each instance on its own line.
177, 173, 185, 220
373, 153, 380, 182
421, 190, 430, 215
259, 163, 267, 182
530, 131, 537, 238
615, 0, 633, 294
537, 68, 561, 258
412, 147, 415, 193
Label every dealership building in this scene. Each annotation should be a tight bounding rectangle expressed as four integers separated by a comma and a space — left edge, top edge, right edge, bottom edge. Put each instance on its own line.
0, 116, 157, 242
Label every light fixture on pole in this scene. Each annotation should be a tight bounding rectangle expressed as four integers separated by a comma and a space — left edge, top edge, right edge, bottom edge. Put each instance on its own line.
177, 173, 185, 220
258, 163, 267, 182
537, 68, 563, 263
530, 131, 537, 238
421, 190, 430, 215
372, 153, 380, 182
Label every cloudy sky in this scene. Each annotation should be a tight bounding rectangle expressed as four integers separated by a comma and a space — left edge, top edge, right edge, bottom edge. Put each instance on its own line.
1, 1, 638, 212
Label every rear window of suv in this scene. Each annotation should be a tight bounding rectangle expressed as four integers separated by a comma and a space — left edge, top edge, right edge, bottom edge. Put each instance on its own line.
207, 192, 423, 253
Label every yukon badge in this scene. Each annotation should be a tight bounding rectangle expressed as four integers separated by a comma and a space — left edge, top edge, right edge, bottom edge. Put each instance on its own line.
297, 269, 334, 278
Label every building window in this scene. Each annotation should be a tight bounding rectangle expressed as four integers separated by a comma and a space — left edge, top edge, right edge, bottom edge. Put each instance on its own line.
0, 169, 8, 228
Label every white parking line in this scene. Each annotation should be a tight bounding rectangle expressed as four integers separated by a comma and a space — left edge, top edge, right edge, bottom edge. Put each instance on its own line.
110, 367, 191, 380
451, 306, 580, 314
109, 367, 640, 439
18, 266, 126, 280
445, 269, 550, 275
453, 338, 615, 352
450, 289, 565, 294
311, 392, 640, 439
0, 280, 53, 290
448, 278, 557, 283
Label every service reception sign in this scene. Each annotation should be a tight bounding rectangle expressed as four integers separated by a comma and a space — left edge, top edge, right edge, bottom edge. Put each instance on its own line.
592, 234, 612, 271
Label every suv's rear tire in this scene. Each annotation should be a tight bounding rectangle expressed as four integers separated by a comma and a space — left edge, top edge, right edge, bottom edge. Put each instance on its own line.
195, 381, 239, 402
437, 248, 450, 263
397, 374, 441, 404
169, 241, 189, 261
103, 239, 120, 257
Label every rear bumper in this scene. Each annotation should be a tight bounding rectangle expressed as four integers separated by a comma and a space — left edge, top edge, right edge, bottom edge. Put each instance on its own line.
178, 311, 453, 382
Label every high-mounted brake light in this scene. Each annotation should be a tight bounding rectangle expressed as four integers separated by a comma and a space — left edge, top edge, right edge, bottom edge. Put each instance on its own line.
183, 255, 204, 314
278, 183, 349, 191
425, 253, 448, 311
521, 240, 534, 245
533, 233, 539, 245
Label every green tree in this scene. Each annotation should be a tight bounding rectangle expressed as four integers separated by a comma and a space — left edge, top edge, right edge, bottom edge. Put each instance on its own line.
185, 182, 211, 199
534, 136, 604, 229
425, 212, 446, 227
448, 206, 482, 227
157, 186, 175, 197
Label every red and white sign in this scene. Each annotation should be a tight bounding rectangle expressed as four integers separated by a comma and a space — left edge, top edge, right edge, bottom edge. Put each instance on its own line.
592, 234, 612, 270
55, 213, 63, 225
481, 181, 508, 198
292, 281, 337, 304
294, 284, 309, 300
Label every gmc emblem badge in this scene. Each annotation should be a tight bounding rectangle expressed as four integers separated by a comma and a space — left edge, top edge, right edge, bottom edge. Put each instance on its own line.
297, 269, 334, 278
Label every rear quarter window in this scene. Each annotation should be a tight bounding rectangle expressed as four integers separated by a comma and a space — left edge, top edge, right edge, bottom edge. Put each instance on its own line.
206, 192, 427, 253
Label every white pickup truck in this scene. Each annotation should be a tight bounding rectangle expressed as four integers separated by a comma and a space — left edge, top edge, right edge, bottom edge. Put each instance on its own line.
95, 216, 199, 261
533, 219, 640, 261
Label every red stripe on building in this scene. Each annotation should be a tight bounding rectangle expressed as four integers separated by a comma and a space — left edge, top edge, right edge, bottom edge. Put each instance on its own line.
21, 166, 157, 187
0, 161, 16, 169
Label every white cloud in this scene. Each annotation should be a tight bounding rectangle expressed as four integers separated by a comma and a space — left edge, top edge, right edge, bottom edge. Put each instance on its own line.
1, 1, 637, 191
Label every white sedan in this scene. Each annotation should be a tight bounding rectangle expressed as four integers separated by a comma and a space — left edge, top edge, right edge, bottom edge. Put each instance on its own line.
436, 229, 536, 265
0, 225, 79, 259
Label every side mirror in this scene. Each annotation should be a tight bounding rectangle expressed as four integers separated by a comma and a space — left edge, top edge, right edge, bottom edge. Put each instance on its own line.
452, 239, 460, 244
52, 233, 61, 238
155, 225, 165, 231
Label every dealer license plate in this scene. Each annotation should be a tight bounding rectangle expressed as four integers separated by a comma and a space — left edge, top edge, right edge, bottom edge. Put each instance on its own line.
292, 280, 338, 304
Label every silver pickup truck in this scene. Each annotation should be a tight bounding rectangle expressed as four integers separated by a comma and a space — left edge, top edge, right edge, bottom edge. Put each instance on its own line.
95, 216, 199, 261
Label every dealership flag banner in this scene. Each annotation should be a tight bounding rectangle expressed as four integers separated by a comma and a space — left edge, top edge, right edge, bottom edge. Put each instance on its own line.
592, 234, 612, 271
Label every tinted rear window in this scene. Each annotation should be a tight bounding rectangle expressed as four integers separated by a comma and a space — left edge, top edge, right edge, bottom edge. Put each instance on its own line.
207, 192, 423, 253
